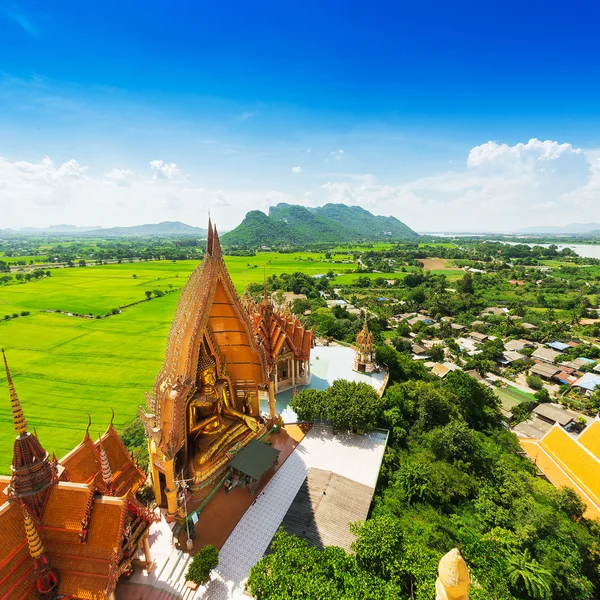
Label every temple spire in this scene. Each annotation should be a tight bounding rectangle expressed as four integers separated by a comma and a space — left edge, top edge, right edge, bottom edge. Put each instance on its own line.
24, 509, 44, 558
23, 507, 60, 599
98, 435, 114, 493
2, 348, 28, 435
206, 217, 214, 256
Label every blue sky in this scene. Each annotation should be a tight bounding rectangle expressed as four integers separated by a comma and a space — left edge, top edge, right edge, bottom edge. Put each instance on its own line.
1, 0, 599, 231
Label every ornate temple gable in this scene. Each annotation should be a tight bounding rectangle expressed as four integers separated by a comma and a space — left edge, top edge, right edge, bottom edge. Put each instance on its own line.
59, 415, 146, 498
149, 220, 268, 454
252, 296, 313, 365
97, 424, 147, 497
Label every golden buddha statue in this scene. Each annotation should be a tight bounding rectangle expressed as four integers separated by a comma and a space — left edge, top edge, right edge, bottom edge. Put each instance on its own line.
187, 350, 260, 474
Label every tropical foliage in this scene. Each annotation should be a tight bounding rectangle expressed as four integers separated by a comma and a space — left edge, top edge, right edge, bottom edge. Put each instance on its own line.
249, 343, 600, 599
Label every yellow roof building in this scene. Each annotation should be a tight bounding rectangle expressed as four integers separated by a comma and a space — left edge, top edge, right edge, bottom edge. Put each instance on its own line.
519, 416, 600, 520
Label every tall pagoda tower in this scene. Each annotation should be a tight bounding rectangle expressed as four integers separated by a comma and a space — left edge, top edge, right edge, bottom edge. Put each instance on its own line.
353, 313, 375, 373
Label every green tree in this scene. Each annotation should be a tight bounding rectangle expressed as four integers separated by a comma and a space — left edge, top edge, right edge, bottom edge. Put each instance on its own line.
507, 549, 552, 600
186, 544, 219, 586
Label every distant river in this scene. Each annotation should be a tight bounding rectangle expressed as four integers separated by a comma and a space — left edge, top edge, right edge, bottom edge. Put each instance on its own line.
498, 241, 600, 260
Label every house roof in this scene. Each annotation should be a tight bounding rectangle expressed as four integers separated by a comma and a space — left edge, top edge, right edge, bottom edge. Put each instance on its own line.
574, 373, 600, 392
554, 371, 578, 385
505, 340, 527, 352
521, 322, 538, 330
530, 363, 561, 378
532, 403, 577, 427
500, 350, 526, 364
470, 332, 488, 342
578, 417, 600, 457
519, 425, 600, 520
229, 440, 280, 480
532, 347, 562, 363
548, 341, 571, 352
411, 344, 427, 355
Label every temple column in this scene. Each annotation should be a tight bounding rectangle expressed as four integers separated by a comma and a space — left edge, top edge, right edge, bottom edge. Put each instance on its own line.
274, 363, 279, 393
291, 357, 295, 387
151, 461, 162, 507
268, 381, 276, 418
163, 457, 180, 520
143, 534, 153, 568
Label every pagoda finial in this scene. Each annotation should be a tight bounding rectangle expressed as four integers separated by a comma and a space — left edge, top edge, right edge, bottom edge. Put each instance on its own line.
98, 434, 114, 492
109, 407, 115, 428
2, 348, 28, 436
84, 413, 92, 441
23, 508, 44, 558
206, 217, 214, 256
212, 224, 222, 257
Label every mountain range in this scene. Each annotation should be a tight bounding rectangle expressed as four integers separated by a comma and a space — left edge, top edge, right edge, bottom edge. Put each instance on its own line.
221, 203, 418, 246
0, 221, 208, 237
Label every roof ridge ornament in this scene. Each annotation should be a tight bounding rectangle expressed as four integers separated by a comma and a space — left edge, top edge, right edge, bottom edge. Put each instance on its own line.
2, 348, 28, 435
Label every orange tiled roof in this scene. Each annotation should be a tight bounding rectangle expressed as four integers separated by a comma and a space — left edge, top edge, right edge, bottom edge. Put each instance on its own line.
42, 482, 94, 543
253, 300, 313, 362
59, 436, 102, 487
0, 501, 36, 600
59, 425, 146, 497
519, 425, 600, 520
46, 496, 127, 598
99, 426, 146, 496
578, 418, 600, 458
0, 475, 10, 498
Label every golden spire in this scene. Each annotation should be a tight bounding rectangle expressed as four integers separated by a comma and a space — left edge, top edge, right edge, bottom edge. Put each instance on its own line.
2, 348, 28, 435
98, 435, 114, 490
23, 509, 44, 559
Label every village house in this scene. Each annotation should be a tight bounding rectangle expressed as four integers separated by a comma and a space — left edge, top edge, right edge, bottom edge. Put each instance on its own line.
529, 362, 561, 380
532, 346, 562, 364
573, 373, 600, 395
497, 350, 526, 367
469, 331, 488, 343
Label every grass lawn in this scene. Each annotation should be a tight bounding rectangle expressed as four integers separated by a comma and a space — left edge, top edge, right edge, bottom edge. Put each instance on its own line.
495, 385, 535, 410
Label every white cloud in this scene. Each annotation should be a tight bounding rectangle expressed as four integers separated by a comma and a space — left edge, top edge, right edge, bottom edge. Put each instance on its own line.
149, 159, 183, 180
291, 166, 302, 173
329, 149, 344, 162
0, 139, 597, 233
319, 139, 596, 231
106, 168, 134, 187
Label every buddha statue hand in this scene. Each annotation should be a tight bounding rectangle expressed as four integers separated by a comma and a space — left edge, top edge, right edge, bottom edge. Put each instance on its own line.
243, 415, 259, 432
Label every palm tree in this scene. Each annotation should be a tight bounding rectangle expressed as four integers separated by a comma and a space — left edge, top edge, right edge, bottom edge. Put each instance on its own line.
506, 549, 552, 600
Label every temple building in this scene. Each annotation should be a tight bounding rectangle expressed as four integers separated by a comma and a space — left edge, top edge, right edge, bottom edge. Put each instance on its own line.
249, 292, 312, 396
0, 350, 155, 600
353, 314, 375, 373
519, 417, 600, 520
141, 221, 313, 519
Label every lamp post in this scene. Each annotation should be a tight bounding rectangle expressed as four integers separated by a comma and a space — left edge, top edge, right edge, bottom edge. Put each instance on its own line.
176, 473, 195, 551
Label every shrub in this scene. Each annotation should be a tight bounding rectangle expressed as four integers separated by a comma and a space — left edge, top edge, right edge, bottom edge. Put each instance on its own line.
186, 545, 219, 586
526, 375, 543, 390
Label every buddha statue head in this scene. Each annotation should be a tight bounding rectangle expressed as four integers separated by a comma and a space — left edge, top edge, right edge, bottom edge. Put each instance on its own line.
199, 351, 217, 390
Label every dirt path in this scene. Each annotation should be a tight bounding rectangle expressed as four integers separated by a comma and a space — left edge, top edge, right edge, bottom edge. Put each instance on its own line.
421, 258, 454, 270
